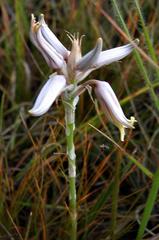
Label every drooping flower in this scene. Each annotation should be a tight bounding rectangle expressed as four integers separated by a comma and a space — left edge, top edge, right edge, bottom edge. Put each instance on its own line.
94, 81, 136, 141
29, 14, 139, 141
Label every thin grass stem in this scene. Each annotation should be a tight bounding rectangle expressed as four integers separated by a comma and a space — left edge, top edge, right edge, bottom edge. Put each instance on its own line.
134, 0, 159, 77
111, 0, 159, 111
136, 168, 159, 240
111, 151, 121, 240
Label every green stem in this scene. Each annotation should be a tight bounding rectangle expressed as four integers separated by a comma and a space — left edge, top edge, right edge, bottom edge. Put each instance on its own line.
64, 95, 77, 240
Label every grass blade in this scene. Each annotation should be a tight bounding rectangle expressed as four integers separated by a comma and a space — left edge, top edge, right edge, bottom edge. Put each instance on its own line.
111, 0, 159, 111
88, 124, 153, 179
134, 0, 159, 72
111, 151, 121, 240
136, 168, 159, 240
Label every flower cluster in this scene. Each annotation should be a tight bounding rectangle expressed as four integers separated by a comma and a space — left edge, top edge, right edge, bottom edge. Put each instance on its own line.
29, 14, 138, 141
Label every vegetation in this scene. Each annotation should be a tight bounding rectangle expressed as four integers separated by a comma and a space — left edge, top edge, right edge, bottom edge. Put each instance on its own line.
0, 0, 159, 239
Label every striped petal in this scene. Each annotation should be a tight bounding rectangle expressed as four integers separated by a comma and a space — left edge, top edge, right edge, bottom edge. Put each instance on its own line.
39, 14, 69, 59
76, 38, 103, 71
30, 14, 64, 69
30, 14, 53, 67
36, 26, 64, 69
29, 74, 66, 116
94, 81, 136, 141
95, 39, 139, 68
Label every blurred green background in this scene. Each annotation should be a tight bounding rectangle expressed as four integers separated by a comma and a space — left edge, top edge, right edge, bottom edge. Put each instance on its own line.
0, 0, 159, 239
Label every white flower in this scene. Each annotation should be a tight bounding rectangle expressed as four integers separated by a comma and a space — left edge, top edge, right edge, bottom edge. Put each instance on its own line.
94, 81, 136, 141
29, 14, 138, 141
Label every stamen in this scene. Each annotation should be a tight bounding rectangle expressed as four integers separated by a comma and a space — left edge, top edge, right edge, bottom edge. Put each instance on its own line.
129, 116, 137, 128
31, 13, 41, 33
65, 31, 75, 42
79, 35, 85, 47
119, 126, 125, 142
66, 31, 83, 45
31, 13, 36, 24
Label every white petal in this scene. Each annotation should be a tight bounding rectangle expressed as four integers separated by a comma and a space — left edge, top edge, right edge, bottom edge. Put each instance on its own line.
30, 14, 64, 69
39, 14, 69, 59
95, 39, 139, 68
76, 69, 94, 82
36, 26, 64, 69
95, 81, 137, 141
30, 30, 53, 67
29, 75, 66, 116
95, 81, 132, 127
76, 38, 103, 71
30, 15, 53, 67
95, 80, 137, 137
